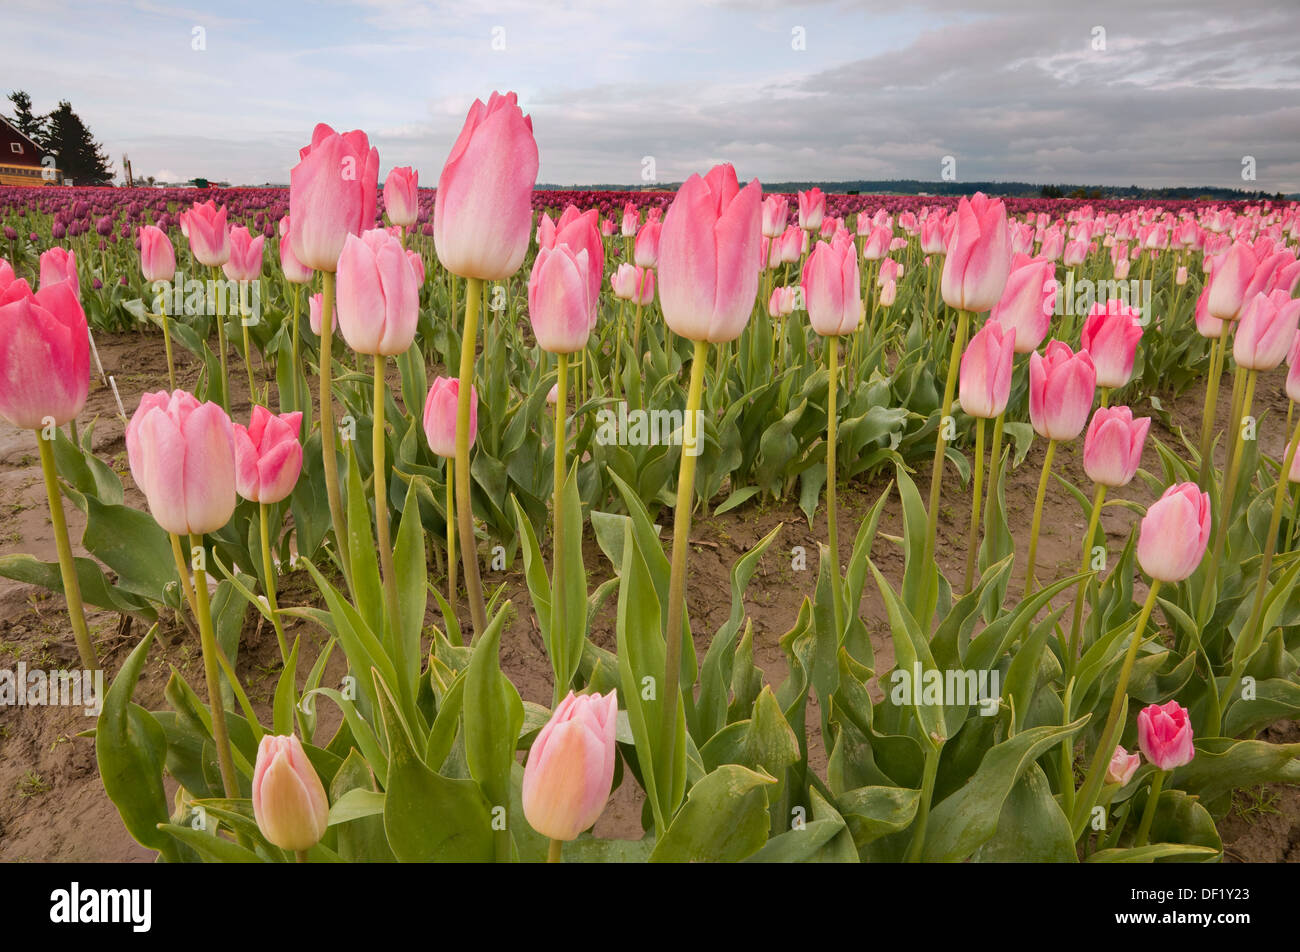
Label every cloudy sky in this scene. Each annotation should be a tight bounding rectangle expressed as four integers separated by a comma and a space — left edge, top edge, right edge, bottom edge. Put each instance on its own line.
4, 0, 1298, 191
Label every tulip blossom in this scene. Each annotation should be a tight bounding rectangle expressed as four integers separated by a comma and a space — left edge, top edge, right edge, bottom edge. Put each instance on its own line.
1206, 241, 1257, 321
797, 187, 825, 231
0, 282, 89, 428
1105, 746, 1141, 785
335, 229, 420, 355
1062, 239, 1088, 267
39, 246, 78, 297
289, 124, 379, 272
434, 91, 539, 280
801, 238, 862, 336
308, 293, 323, 335
958, 319, 1015, 419
406, 249, 425, 285
861, 225, 891, 261
1083, 406, 1150, 487
777, 225, 803, 264
1136, 701, 1195, 771
383, 166, 419, 227
1080, 300, 1143, 389
611, 262, 655, 306
139, 225, 176, 283
540, 206, 603, 312
762, 195, 789, 238
181, 200, 231, 267
126, 390, 237, 536
658, 163, 762, 343
423, 377, 477, 459
1137, 482, 1211, 583
278, 216, 314, 284
222, 225, 265, 283
252, 734, 330, 852
620, 201, 639, 238
941, 192, 1010, 312
233, 406, 303, 504
880, 278, 897, 307
522, 690, 618, 842
1193, 287, 1222, 339
529, 244, 594, 353
1028, 341, 1096, 441
920, 214, 946, 254
990, 255, 1055, 353
1287, 332, 1300, 404
634, 220, 661, 268
1233, 290, 1300, 371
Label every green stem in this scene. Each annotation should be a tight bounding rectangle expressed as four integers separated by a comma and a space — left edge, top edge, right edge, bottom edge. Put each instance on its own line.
552, 353, 568, 705
904, 741, 941, 862
241, 298, 258, 405
213, 266, 230, 413
613, 298, 625, 402
318, 271, 352, 588
1024, 439, 1058, 596
190, 534, 241, 800
1067, 483, 1109, 673
291, 283, 302, 413
1198, 330, 1226, 480
159, 306, 176, 391
36, 433, 98, 672
1199, 367, 1255, 623
373, 355, 401, 638
1058, 678, 1077, 817
259, 503, 289, 664
659, 339, 709, 788
1133, 770, 1166, 847
962, 417, 986, 594
548, 838, 563, 863
457, 277, 488, 639
923, 308, 970, 622
825, 335, 843, 633
446, 458, 457, 608
984, 411, 1006, 527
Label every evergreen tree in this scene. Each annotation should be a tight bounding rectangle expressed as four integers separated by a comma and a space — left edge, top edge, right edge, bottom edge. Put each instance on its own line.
5, 90, 46, 145
43, 100, 113, 185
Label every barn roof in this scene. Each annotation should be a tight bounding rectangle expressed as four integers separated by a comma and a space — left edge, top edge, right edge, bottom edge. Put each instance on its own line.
0, 115, 47, 169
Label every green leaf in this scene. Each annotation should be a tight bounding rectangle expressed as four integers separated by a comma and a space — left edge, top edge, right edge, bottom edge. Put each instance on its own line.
649, 764, 775, 863
464, 603, 524, 861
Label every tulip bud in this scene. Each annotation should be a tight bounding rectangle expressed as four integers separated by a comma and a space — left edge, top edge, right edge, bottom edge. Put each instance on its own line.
797, 187, 825, 232
528, 244, 594, 354
423, 377, 477, 458
1081, 299, 1143, 389
1193, 287, 1223, 339
138, 226, 176, 283
289, 124, 379, 272
222, 225, 265, 283
1028, 340, 1096, 441
252, 734, 330, 852
1136, 701, 1195, 771
1105, 745, 1141, 785
335, 229, 420, 355
233, 406, 303, 504
958, 319, 1015, 419
941, 193, 1010, 312
383, 166, 419, 228
522, 690, 618, 841
991, 255, 1055, 354
801, 239, 862, 336
181, 200, 230, 267
1137, 482, 1211, 583
1083, 406, 1150, 488
1233, 290, 1300, 371
0, 282, 89, 428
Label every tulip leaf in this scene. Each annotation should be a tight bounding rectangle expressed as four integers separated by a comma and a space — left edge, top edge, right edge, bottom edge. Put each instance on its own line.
81, 494, 175, 602
969, 764, 1076, 862
649, 764, 776, 863
273, 635, 300, 737
328, 788, 387, 825
345, 445, 385, 639
157, 823, 267, 863
393, 479, 427, 691
1085, 844, 1220, 863
0, 553, 156, 620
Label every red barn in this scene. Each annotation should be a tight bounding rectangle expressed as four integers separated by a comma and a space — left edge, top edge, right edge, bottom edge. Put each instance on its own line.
0, 116, 58, 186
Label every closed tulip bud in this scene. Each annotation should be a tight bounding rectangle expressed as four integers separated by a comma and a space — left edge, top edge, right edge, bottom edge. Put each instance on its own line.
406, 249, 425, 285
546, 382, 559, 406
1206, 241, 1258, 321
0, 282, 89, 428
991, 255, 1055, 354
1106, 745, 1142, 785
762, 195, 789, 239
1287, 332, 1300, 404
540, 207, 604, 310
434, 91, 539, 280
942, 192, 1010, 312
126, 390, 237, 536
861, 225, 891, 261
634, 220, 661, 268
611, 262, 654, 305
1233, 290, 1300, 371
1081, 299, 1143, 389
1137, 482, 1211, 583
801, 239, 862, 336
233, 406, 303, 504
308, 292, 323, 335
290, 124, 379, 272
529, 244, 594, 354
1062, 239, 1088, 267
1029, 340, 1096, 441
621, 201, 639, 238
222, 225, 265, 283
181, 200, 230, 267
1286, 435, 1300, 483
600, 217, 616, 238
880, 278, 897, 307
1083, 406, 1150, 487
39, 246, 78, 299
138, 226, 175, 283
1136, 701, 1195, 771
1039, 228, 1064, 262
959, 319, 1015, 419
252, 734, 330, 852
797, 187, 824, 231
1175, 265, 1188, 286
278, 216, 314, 284
1114, 256, 1130, 280
920, 214, 946, 254
335, 229, 419, 355
659, 163, 762, 343
1193, 287, 1222, 339
383, 166, 419, 227
522, 690, 618, 841
778, 225, 803, 264
423, 376, 477, 458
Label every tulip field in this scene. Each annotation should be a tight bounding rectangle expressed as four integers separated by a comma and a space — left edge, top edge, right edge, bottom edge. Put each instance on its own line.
3, 91, 1300, 866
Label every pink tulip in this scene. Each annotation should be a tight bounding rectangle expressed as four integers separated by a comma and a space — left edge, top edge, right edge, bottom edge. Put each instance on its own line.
138, 226, 176, 283
1062, 239, 1088, 267
658, 163, 761, 343
1206, 241, 1257, 321
1081, 299, 1143, 389
801, 238, 862, 336
407, 249, 425, 285
222, 225, 265, 283
1287, 332, 1300, 404
1137, 482, 1211, 583
423, 377, 477, 459
762, 195, 789, 239
434, 91, 538, 280
1106, 745, 1142, 785
308, 293, 323, 335
861, 225, 891, 261
1193, 287, 1223, 339
522, 690, 618, 841
1233, 290, 1300, 371
233, 406, 303, 504
529, 244, 594, 354
797, 187, 825, 231
920, 214, 946, 255
1083, 406, 1150, 487
39, 246, 78, 299
1175, 265, 1188, 286
621, 201, 639, 238
181, 200, 231, 267
611, 262, 655, 305
0, 282, 89, 428
252, 734, 330, 852
335, 229, 420, 356
942, 192, 1010, 312
539, 206, 603, 315
600, 217, 616, 238
383, 166, 419, 227
879, 278, 897, 307
1028, 340, 1096, 441
990, 255, 1055, 354
289, 124, 379, 273
278, 216, 314, 284
1039, 227, 1065, 262
126, 390, 237, 536
778, 225, 803, 264
959, 319, 1015, 419
1136, 701, 1195, 771
634, 220, 661, 268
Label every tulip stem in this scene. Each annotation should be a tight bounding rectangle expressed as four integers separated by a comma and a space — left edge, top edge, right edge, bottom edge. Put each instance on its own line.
290, 283, 302, 414
1024, 439, 1058, 596
189, 534, 242, 801
1066, 483, 1108, 676
904, 740, 941, 862
157, 304, 177, 392
259, 503, 290, 665
169, 532, 199, 622
983, 410, 1006, 532
1071, 579, 1161, 839
240, 293, 258, 406
1133, 769, 1166, 848
962, 417, 986, 595
923, 308, 970, 623
659, 339, 709, 793
552, 353, 569, 705
1197, 330, 1227, 476
825, 335, 843, 634
457, 278, 488, 639
613, 298, 625, 403
1199, 367, 1255, 624
212, 266, 230, 413
446, 458, 457, 609
373, 355, 401, 638
318, 271, 353, 589
35, 432, 99, 673
547, 838, 563, 863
